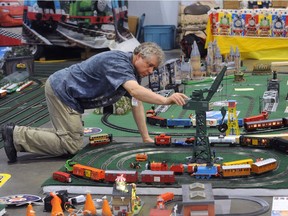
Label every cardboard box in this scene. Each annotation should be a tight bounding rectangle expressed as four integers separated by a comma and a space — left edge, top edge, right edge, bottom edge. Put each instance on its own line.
272, 0, 288, 8
223, 0, 241, 9
128, 16, 139, 36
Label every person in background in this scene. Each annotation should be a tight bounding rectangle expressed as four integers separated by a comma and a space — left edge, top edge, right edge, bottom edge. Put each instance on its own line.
1, 42, 188, 163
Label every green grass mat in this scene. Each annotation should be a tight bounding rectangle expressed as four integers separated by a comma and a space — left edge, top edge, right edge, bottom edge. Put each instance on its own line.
83, 73, 288, 137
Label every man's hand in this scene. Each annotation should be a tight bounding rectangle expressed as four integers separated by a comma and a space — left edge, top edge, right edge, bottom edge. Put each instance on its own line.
143, 137, 154, 143
165, 93, 189, 106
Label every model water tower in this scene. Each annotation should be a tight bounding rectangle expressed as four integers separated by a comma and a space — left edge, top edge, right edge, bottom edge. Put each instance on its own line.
226, 100, 240, 136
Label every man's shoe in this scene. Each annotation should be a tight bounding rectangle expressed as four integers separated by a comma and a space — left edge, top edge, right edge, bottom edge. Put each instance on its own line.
1, 123, 17, 163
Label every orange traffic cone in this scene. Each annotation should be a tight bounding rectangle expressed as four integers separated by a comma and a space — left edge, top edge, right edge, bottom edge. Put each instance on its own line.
102, 198, 112, 216
50, 192, 64, 216
26, 203, 36, 216
83, 192, 96, 215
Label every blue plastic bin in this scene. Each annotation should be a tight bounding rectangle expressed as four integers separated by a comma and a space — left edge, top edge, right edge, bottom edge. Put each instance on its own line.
143, 25, 175, 50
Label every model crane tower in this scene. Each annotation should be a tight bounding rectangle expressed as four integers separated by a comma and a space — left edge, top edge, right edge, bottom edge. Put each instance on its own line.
183, 66, 227, 164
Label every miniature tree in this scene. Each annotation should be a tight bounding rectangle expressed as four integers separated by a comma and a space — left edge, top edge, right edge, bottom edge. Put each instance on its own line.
102, 197, 112, 216
83, 192, 96, 215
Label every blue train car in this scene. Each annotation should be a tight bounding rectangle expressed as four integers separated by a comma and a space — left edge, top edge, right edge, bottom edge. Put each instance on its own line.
192, 165, 219, 179
167, 118, 192, 128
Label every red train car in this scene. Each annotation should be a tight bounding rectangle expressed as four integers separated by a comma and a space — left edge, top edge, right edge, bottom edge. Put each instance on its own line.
170, 163, 184, 174
147, 115, 167, 127
244, 118, 285, 132
52, 171, 71, 183
104, 170, 138, 183
72, 164, 105, 181
243, 111, 269, 123
150, 161, 169, 171
140, 170, 175, 184
154, 134, 171, 146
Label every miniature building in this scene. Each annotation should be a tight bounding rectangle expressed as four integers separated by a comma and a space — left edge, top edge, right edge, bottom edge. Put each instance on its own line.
112, 184, 133, 215
181, 183, 215, 216
262, 90, 279, 112
3, 56, 34, 76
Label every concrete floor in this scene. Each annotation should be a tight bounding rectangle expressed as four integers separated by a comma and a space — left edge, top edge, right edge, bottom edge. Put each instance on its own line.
1, 49, 288, 215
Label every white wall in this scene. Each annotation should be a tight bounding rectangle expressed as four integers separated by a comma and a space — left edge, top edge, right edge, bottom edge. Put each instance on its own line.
128, 0, 222, 26
128, 1, 179, 26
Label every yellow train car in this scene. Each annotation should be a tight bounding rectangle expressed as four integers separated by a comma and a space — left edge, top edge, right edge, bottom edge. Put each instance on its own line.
222, 158, 253, 166
89, 133, 113, 146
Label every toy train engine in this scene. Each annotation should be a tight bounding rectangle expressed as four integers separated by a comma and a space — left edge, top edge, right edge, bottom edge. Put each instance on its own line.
270, 137, 288, 154
191, 164, 220, 179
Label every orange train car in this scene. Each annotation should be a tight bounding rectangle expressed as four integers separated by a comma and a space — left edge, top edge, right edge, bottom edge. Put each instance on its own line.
221, 164, 251, 178
251, 158, 277, 174
72, 164, 105, 181
136, 153, 148, 162
157, 192, 174, 209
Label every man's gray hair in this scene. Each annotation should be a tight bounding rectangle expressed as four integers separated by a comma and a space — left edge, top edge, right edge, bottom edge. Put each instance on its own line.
133, 42, 165, 66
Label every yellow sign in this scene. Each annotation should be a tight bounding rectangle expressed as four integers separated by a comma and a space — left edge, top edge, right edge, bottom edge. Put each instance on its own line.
0, 174, 11, 187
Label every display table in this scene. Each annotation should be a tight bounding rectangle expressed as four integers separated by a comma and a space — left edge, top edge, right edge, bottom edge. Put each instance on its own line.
205, 8, 288, 60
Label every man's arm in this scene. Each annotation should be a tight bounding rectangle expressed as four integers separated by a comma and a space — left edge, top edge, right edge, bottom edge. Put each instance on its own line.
131, 100, 154, 143
123, 80, 188, 106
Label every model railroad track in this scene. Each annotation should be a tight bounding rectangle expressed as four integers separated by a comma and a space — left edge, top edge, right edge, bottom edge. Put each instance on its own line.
0, 79, 50, 145
23, 21, 112, 50
101, 113, 196, 137
22, 23, 53, 45
71, 143, 288, 189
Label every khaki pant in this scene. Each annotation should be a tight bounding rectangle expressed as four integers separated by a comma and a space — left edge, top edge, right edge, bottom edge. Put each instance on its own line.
13, 80, 84, 155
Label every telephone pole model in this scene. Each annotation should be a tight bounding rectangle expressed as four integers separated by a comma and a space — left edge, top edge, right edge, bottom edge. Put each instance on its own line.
226, 100, 240, 136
